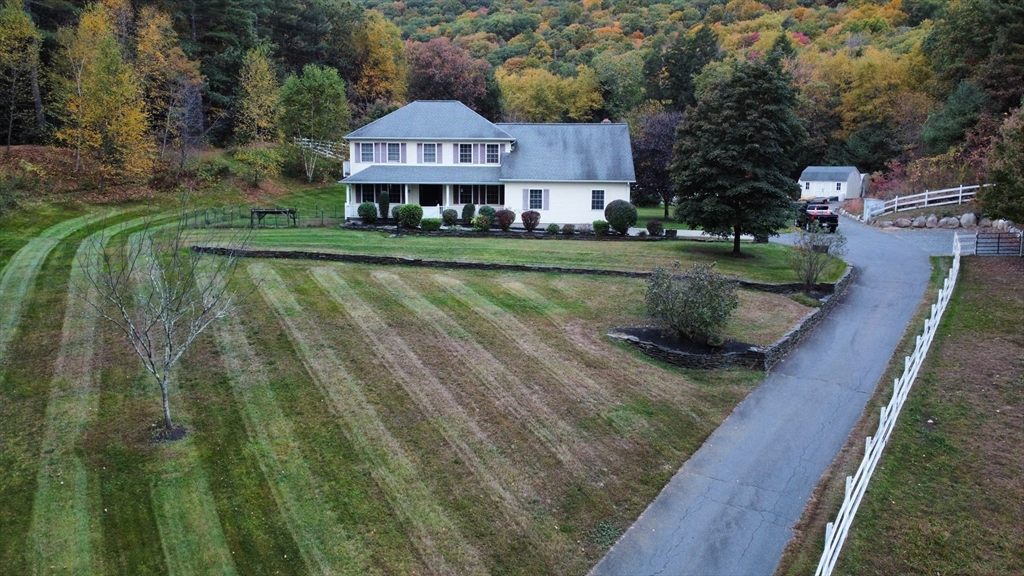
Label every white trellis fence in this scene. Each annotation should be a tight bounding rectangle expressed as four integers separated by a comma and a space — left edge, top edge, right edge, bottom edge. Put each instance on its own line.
815, 234, 963, 576
862, 184, 990, 221
293, 138, 345, 160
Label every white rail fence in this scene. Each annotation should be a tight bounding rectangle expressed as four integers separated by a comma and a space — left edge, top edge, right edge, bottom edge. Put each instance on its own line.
863, 184, 990, 221
815, 235, 963, 576
293, 138, 345, 160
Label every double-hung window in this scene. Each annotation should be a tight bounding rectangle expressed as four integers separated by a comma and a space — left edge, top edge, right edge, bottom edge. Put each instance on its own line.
423, 143, 436, 163
836, 182, 842, 191
486, 144, 499, 164
805, 181, 810, 190
458, 185, 473, 205
387, 142, 400, 163
360, 142, 374, 162
459, 143, 473, 164
591, 190, 605, 210
529, 189, 543, 210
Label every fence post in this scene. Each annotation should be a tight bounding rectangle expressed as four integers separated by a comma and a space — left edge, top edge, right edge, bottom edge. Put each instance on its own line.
894, 195, 898, 213
959, 184, 963, 204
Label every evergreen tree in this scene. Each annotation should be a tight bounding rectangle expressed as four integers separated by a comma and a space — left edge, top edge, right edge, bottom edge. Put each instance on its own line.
672, 54, 806, 254
655, 25, 721, 111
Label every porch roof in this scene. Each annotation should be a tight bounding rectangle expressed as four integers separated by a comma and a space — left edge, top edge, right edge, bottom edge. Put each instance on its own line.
341, 165, 502, 185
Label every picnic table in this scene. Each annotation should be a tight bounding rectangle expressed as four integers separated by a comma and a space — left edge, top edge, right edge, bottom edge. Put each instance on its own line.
250, 208, 297, 228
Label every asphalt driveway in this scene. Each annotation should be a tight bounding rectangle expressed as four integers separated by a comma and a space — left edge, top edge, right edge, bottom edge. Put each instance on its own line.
591, 217, 953, 576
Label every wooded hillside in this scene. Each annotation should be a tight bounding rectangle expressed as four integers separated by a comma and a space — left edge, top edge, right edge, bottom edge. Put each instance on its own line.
1, 0, 1022, 197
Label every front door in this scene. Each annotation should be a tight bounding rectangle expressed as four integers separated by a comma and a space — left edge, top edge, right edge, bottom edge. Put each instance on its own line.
420, 184, 443, 207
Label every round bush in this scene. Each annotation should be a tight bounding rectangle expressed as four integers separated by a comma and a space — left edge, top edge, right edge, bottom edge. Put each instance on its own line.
461, 203, 476, 226
604, 199, 638, 235
472, 215, 492, 232
391, 205, 400, 221
478, 205, 496, 227
561, 223, 576, 235
646, 219, 664, 236
442, 208, 459, 227
494, 209, 515, 231
357, 201, 378, 224
645, 262, 738, 342
420, 218, 442, 232
593, 220, 610, 236
398, 203, 424, 228
545, 223, 560, 234
521, 210, 541, 231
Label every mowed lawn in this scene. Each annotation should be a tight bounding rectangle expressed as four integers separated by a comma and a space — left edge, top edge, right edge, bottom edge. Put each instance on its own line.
210, 227, 833, 284
1, 205, 821, 575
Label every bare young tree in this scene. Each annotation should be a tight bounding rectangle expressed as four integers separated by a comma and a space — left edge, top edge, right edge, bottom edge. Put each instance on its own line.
75, 194, 251, 434
789, 223, 848, 293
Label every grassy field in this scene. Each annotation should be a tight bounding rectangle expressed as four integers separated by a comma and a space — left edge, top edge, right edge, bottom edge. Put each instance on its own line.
208, 227, 844, 284
776, 256, 1023, 575
0, 196, 832, 575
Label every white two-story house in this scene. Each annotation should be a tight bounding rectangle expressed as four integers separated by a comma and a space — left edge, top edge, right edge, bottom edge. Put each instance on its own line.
341, 100, 635, 225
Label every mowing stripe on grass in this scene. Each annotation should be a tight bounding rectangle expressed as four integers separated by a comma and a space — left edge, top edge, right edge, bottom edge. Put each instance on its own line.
0, 211, 120, 366
433, 274, 613, 408
213, 312, 369, 575
252, 263, 487, 575
312, 267, 539, 528
27, 215, 155, 574
371, 270, 588, 472
151, 438, 239, 576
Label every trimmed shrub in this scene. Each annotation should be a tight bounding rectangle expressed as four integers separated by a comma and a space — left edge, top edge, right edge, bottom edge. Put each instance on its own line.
545, 223, 560, 234
378, 191, 390, 223
646, 219, 664, 236
442, 208, 459, 226
645, 262, 738, 343
461, 203, 476, 226
398, 203, 424, 228
478, 205, 496, 227
593, 220, 610, 236
521, 210, 541, 231
357, 201, 378, 224
604, 199, 638, 234
391, 205, 400, 221
494, 209, 515, 231
577, 223, 593, 234
561, 223, 576, 235
472, 215, 492, 232
421, 218, 442, 232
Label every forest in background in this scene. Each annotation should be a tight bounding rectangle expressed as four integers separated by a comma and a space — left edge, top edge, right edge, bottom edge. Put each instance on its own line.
1, 0, 1022, 202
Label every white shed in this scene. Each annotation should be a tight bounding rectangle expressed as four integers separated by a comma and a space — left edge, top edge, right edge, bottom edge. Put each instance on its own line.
798, 166, 864, 201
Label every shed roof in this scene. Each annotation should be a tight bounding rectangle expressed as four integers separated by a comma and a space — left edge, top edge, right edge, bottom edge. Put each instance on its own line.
496, 123, 635, 182
342, 165, 502, 185
345, 101, 514, 141
799, 166, 860, 182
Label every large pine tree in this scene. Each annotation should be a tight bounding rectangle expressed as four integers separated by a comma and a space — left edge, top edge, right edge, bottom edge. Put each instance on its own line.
671, 53, 806, 254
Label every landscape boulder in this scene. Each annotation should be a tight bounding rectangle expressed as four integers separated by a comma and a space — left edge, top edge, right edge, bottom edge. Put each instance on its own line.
940, 217, 960, 229
879, 220, 894, 228
912, 216, 927, 228
979, 217, 992, 228
925, 215, 939, 228
960, 213, 977, 228
895, 218, 912, 228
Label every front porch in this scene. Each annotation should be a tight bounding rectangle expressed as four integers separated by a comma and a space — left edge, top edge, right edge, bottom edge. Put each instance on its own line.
344, 183, 507, 220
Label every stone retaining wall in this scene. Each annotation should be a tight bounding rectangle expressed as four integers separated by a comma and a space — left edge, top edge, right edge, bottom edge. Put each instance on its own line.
191, 246, 850, 295
608, 266, 855, 370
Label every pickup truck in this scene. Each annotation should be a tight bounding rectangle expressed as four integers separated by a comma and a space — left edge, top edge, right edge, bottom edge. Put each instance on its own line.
795, 201, 839, 233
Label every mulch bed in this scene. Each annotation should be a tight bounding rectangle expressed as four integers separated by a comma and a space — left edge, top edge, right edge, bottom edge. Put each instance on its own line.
614, 326, 755, 355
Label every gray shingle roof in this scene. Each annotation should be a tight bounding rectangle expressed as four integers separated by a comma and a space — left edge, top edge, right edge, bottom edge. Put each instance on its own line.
346, 101, 514, 141
496, 123, 635, 182
799, 166, 860, 181
342, 165, 502, 185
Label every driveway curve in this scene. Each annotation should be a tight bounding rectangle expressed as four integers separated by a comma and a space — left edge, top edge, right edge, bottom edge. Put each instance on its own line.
591, 217, 953, 576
